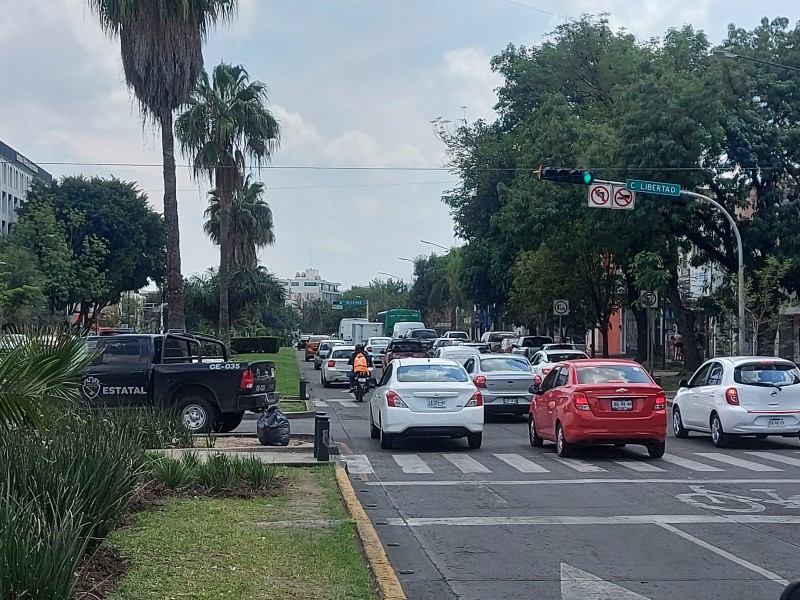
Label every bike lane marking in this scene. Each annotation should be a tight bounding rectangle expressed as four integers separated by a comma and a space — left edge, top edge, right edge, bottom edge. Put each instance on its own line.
695, 452, 783, 472
745, 451, 800, 468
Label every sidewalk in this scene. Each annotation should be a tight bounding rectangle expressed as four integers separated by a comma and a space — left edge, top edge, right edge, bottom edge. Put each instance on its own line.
157, 432, 327, 466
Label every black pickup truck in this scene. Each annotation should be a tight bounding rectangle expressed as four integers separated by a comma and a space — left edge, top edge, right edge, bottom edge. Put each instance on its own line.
80, 332, 276, 433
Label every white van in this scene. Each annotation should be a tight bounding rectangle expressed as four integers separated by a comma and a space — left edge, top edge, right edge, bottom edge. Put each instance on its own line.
392, 321, 426, 339
339, 318, 369, 342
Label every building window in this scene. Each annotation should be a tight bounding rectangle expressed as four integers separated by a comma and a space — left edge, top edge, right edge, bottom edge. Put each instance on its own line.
303, 281, 317, 287
291, 282, 299, 286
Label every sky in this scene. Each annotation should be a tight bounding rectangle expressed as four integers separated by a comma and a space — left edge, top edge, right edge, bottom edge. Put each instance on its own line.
0, 0, 793, 289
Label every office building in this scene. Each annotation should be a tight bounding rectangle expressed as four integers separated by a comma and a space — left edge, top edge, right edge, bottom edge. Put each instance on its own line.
0, 140, 52, 234
283, 268, 342, 307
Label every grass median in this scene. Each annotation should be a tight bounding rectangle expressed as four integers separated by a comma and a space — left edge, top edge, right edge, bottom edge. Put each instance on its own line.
108, 466, 376, 600
238, 347, 301, 398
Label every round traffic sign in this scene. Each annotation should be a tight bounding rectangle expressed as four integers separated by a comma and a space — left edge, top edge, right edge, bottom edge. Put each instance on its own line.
553, 300, 570, 316
613, 187, 634, 208
640, 291, 657, 308
589, 185, 610, 207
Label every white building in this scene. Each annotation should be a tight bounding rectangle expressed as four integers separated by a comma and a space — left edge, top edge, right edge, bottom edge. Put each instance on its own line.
283, 268, 341, 307
0, 140, 52, 234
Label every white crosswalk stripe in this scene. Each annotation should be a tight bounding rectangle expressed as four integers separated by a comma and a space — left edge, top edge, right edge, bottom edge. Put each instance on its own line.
695, 452, 783, 472
550, 457, 607, 473
393, 455, 434, 474
494, 454, 550, 473
342, 454, 374, 475
443, 453, 492, 473
313, 400, 328, 408
329, 399, 358, 408
745, 451, 800, 467
614, 460, 666, 473
659, 455, 724, 472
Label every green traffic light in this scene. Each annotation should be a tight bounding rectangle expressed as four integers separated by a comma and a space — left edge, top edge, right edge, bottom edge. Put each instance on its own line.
583, 172, 594, 184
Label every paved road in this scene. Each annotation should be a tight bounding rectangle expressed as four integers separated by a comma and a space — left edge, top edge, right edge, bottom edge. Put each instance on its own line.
296, 352, 800, 600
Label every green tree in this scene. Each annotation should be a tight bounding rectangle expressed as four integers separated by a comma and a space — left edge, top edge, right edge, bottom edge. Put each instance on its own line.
339, 279, 411, 317
204, 174, 275, 268
176, 63, 280, 344
87, 0, 237, 331
0, 245, 48, 327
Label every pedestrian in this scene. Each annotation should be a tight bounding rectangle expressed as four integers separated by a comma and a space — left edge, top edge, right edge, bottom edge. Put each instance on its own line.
674, 331, 683, 361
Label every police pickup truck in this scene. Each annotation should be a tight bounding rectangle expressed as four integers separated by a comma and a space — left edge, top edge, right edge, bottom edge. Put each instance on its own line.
81, 331, 276, 433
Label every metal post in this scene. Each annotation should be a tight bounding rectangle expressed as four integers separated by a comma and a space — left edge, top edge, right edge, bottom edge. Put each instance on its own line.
299, 377, 308, 401
317, 414, 330, 462
313, 411, 326, 458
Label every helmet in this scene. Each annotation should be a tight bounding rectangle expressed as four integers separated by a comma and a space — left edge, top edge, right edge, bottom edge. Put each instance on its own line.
355, 344, 365, 352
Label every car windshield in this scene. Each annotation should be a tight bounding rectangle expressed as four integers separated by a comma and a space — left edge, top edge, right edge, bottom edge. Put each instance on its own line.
397, 364, 469, 383
480, 357, 532, 372
576, 365, 652, 384
331, 349, 352, 359
734, 362, 800, 387
411, 330, 438, 339
390, 341, 423, 352
449, 332, 469, 339
546, 352, 588, 363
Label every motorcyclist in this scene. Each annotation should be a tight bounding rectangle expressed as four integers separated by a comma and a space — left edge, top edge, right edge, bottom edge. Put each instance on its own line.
347, 344, 373, 391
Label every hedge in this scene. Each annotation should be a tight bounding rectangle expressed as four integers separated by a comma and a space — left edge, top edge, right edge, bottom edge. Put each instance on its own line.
230, 336, 281, 354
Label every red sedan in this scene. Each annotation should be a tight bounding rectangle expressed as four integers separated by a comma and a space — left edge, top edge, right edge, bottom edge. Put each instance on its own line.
528, 359, 667, 459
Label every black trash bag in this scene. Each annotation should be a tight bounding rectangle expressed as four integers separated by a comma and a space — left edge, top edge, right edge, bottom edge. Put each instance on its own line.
256, 406, 291, 446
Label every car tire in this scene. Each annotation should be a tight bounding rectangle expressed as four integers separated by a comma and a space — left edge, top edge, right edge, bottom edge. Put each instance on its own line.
218, 412, 244, 433
370, 409, 380, 440
529, 415, 544, 448
175, 394, 221, 434
710, 413, 731, 448
379, 424, 394, 450
467, 432, 482, 449
314, 363, 320, 370
672, 406, 690, 439
646, 440, 666, 459
555, 423, 575, 458
322, 374, 331, 388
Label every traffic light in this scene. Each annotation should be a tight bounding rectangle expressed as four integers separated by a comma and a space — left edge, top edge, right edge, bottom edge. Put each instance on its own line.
538, 166, 594, 185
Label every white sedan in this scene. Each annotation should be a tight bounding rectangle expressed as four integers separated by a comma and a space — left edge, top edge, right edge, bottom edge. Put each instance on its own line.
529, 349, 589, 383
672, 356, 800, 447
369, 358, 484, 450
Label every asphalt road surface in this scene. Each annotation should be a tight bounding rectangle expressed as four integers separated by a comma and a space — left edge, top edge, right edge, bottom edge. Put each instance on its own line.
296, 352, 800, 600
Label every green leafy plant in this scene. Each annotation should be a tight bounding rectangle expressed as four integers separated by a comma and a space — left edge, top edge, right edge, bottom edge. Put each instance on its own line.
180, 451, 201, 471
234, 455, 278, 489
150, 456, 194, 489
196, 453, 237, 490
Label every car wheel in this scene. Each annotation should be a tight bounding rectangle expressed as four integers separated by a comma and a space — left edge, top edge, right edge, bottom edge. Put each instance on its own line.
175, 395, 221, 434
218, 412, 244, 433
555, 423, 575, 458
379, 423, 394, 450
467, 432, 482, 449
370, 408, 380, 440
672, 406, 690, 439
529, 415, 544, 448
322, 373, 331, 388
314, 363, 320, 370
646, 440, 666, 459
710, 413, 731, 448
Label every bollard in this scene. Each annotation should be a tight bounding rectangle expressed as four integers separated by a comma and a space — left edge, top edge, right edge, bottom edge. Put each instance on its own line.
782, 581, 800, 600
317, 413, 330, 462
300, 377, 308, 401
653, 375, 662, 386
313, 411, 326, 458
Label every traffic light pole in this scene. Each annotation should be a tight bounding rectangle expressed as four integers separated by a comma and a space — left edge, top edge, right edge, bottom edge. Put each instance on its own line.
593, 178, 747, 356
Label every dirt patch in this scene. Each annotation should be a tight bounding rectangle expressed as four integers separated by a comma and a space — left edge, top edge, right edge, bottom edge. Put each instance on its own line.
73, 546, 131, 600
193, 436, 311, 449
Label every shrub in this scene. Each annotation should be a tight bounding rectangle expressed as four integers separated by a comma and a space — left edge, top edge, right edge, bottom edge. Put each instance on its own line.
101, 407, 195, 449
230, 336, 280, 354
150, 456, 194, 489
234, 455, 279, 489
196, 453, 237, 490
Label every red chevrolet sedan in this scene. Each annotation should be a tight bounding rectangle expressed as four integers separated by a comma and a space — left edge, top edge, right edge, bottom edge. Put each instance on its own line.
528, 359, 667, 459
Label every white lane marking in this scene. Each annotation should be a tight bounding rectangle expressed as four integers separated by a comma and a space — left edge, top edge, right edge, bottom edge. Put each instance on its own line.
745, 451, 800, 468
614, 461, 666, 472
341, 454, 373, 475
443, 453, 491, 473
561, 563, 650, 600
385, 514, 800, 527
551, 457, 607, 473
695, 452, 783, 472
313, 400, 328, 408
660, 455, 724, 472
494, 453, 550, 473
366, 478, 800, 487
657, 523, 789, 586
393, 454, 434, 474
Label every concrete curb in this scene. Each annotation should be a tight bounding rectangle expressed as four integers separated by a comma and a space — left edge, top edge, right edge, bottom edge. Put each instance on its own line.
334, 467, 407, 600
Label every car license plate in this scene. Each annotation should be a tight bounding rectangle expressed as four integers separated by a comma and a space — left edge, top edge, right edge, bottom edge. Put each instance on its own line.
427, 399, 447, 408
612, 400, 633, 411
768, 418, 785, 428
503, 397, 518, 405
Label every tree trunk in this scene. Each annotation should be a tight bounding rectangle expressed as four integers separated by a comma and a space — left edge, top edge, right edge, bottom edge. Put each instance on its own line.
665, 274, 702, 373
600, 317, 611, 358
633, 307, 649, 364
218, 180, 232, 345
161, 113, 185, 331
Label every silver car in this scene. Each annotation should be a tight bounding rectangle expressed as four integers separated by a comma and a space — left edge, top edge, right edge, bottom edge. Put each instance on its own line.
321, 345, 356, 387
366, 336, 392, 368
463, 353, 535, 416
314, 339, 345, 370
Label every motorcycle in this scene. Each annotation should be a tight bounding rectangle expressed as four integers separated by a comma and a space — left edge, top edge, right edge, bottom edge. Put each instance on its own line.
354, 370, 370, 402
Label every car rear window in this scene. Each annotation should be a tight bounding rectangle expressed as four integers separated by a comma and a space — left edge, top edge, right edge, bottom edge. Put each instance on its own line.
390, 341, 424, 352
397, 364, 469, 383
546, 352, 588, 363
411, 330, 438, 339
734, 361, 800, 387
576, 365, 652, 384
521, 336, 553, 348
480, 357, 532, 372
488, 332, 514, 342
369, 338, 391, 346
331, 349, 352, 359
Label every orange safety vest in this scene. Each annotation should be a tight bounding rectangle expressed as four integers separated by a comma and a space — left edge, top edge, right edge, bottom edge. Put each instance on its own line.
354, 353, 369, 373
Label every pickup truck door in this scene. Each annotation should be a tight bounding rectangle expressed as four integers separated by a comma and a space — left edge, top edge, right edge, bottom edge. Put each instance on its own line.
84, 337, 150, 408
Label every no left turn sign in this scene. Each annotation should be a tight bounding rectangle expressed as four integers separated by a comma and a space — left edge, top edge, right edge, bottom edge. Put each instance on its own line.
612, 186, 635, 210
553, 299, 570, 316
588, 184, 611, 208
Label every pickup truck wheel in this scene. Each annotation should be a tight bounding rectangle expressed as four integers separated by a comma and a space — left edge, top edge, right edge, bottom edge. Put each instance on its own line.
176, 396, 221, 433
218, 412, 244, 433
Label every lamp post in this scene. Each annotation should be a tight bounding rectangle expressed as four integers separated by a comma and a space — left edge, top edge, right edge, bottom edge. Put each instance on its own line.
714, 50, 800, 74
378, 271, 404, 284
420, 239, 449, 252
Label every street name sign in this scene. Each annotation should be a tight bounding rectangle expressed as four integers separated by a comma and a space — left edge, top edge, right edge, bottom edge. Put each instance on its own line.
626, 179, 681, 197
334, 299, 367, 307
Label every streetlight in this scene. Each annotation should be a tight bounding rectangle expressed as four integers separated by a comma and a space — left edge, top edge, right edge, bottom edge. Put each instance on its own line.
714, 50, 800, 74
420, 239, 449, 251
378, 271, 403, 283
398, 257, 414, 263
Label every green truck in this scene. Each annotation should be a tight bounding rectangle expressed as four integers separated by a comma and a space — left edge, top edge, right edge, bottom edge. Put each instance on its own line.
376, 309, 423, 337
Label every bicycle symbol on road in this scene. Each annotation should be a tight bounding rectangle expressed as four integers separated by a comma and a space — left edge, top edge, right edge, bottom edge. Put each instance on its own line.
676, 485, 800, 513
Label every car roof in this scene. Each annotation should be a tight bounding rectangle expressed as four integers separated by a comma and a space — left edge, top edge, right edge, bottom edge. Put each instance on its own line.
557, 358, 643, 367
331, 345, 356, 352
706, 356, 797, 367
541, 349, 587, 356
478, 353, 528, 359
394, 357, 463, 367
439, 346, 480, 354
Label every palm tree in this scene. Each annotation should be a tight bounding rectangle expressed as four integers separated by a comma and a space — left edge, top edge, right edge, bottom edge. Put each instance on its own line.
87, 0, 237, 331
175, 63, 280, 344
204, 174, 275, 268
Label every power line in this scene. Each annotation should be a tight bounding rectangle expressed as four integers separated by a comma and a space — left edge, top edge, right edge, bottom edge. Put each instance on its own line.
497, 0, 569, 20
140, 180, 458, 193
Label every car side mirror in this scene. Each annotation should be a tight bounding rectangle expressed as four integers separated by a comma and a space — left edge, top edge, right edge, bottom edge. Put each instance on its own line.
679, 379, 690, 389
529, 383, 541, 395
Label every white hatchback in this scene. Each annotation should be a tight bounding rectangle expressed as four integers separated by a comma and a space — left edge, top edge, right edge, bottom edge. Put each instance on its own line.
369, 358, 484, 450
672, 356, 800, 447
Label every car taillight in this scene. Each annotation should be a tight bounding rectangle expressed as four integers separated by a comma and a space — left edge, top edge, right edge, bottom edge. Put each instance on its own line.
240, 369, 254, 390
726, 387, 740, 406
474, 375, 487, 388
654, 391, 666, 411
328, 360, 335, 367
386, 391, 408, 408
466, 390, 483, 407
573, 392, 591, 411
